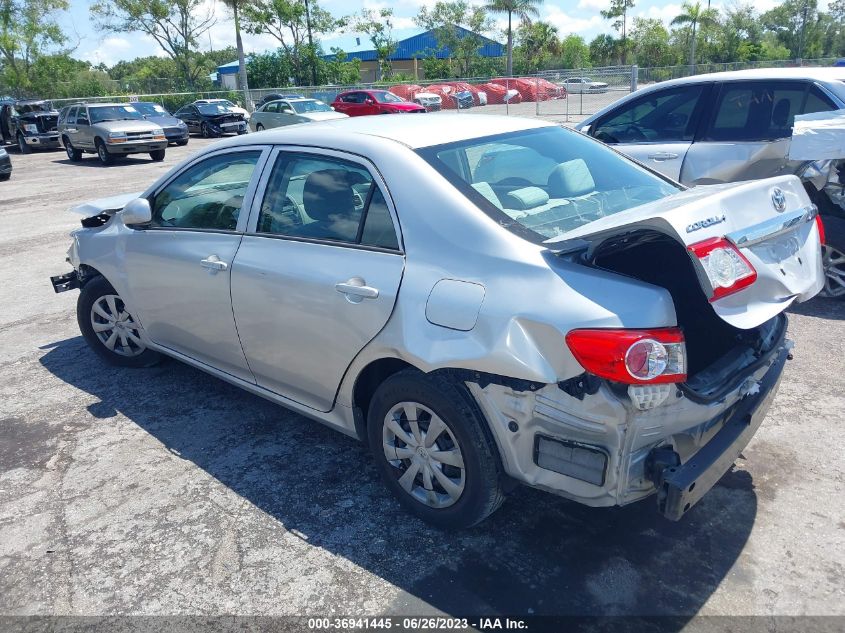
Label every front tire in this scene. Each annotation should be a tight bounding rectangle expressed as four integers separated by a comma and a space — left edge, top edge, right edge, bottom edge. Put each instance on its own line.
150, 149, 165, 161
17, 133, 31, 154
367, 370, 505, 529
820, 214, 845, 299
176, 140, 188, 146
96, 140, 113, 165
77, 276, 161, 368
201, 122, 212, 138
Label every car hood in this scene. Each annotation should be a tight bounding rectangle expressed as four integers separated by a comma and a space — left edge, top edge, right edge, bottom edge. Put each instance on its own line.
144, 114, 183, 127
17, 110, 59, 120
95, 120, 163, 132
69, 191, 142, 217
301, 111, 348, 121
546, 176, 823, 329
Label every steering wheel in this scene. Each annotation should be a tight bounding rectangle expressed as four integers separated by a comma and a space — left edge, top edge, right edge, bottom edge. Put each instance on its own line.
623, 125, 648, 142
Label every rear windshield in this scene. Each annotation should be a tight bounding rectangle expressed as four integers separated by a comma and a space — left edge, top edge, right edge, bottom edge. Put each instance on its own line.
89, 105, 144, 123
417, 126, 680, 243
291, 99, 332, 113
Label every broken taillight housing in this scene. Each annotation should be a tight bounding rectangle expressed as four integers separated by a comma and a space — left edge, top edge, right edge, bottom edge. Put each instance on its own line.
565, 328, 686, 384
688, 237, 757, 301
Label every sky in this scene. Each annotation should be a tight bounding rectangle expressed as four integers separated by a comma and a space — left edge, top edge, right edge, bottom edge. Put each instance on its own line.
62, 0, 785, 68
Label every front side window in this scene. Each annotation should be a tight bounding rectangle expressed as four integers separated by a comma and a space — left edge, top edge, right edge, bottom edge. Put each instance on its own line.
256, 153, 399, 249
706, 81, 826, 142
291, 100, 332, 113
151, 151, 261, 231
418, 127, 679, 243
77, 108, 90, 125
592, 85, 705, 144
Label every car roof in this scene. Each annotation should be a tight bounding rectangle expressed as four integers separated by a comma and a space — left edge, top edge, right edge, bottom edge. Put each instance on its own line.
212, 113, 553, 150
646, 66, 845, 87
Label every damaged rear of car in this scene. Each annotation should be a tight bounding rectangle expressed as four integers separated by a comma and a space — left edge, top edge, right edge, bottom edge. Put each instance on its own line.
419, 125, 822, 520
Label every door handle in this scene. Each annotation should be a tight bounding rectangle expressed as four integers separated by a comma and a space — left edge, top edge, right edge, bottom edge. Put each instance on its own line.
336, 277, 379, 302
200, 255, 229, 272
647, 152, 679, 161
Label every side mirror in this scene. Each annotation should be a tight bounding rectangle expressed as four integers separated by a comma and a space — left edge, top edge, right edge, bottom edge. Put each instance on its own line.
121, 198, 152, 225
365, 98, 374, 105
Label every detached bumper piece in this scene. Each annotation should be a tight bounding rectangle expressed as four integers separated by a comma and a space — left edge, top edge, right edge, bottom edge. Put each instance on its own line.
654, 346, 789, 520
50, 271, 79, 294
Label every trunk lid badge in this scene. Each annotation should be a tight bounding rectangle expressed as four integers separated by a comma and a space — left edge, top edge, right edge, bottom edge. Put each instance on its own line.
771, 187, 787, 212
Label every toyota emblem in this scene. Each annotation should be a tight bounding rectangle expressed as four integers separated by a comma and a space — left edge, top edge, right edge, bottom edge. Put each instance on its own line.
771, 187, 787, 212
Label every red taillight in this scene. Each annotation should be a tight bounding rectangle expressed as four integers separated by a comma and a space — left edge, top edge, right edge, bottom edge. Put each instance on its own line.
688, 237, 757, 302
816, 214, 825, 245
565, 328, 687, 385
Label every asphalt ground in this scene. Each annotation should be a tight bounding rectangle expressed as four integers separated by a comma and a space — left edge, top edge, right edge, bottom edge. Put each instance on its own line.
0, 125, 843, 632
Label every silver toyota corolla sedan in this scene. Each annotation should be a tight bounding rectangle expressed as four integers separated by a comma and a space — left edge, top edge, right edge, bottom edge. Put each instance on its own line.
51, 114, 824, 528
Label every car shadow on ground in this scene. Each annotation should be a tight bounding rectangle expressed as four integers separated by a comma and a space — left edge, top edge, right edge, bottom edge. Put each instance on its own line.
51, 157, 165, 168
788, 296, 845, 320
39, 336, 758, 623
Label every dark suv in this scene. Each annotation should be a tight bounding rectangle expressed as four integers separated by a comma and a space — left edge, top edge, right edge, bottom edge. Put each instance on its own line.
0, 99, 61, 152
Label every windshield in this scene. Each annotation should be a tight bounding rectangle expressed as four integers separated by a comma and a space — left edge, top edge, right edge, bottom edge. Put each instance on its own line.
17, 101, 52, 114
133, 102, 169, 116
417, 127, 680, 243
373, 91, 403, 103
291, 99, 332, 113
89, 105, 144, 123
197, 102, 237, 115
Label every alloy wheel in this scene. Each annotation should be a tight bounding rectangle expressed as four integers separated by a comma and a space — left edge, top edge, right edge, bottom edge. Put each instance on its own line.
65, 143, 75, 160
382, 401, 466, 508
90, 294, 146, 357
821, 244, 845, 298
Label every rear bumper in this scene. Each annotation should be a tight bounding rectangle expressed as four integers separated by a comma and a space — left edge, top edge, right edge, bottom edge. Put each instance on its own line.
654, 345, 788, 520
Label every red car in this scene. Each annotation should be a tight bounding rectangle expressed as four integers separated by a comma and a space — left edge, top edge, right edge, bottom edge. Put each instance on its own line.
331, 89, 426, 116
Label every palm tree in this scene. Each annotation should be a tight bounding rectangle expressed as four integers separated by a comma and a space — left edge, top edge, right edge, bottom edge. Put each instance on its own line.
671, 1, 719, 69
221, 0, 253, 111
485, 0, 544, 76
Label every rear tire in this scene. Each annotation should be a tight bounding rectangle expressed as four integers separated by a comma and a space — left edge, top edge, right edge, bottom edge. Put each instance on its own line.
201, 122, 211, 138
96, 140, 113, 165
367, 370, 505, 529
0, 173, 10, 181
255, 123, 265, 131
176, 140, 188, 146
63, 137, 82, 161
77, 276, 162, 368
150, 149, 166, 161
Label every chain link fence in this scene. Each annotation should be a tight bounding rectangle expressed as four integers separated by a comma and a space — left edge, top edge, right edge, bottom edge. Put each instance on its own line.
46, 58, 841, 126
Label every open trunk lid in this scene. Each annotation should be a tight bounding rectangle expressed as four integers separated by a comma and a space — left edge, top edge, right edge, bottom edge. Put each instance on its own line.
548, 175, 824, 329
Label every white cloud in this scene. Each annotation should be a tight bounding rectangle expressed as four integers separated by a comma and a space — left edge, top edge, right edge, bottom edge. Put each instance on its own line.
543, 6, 606, 37
635, 3, 684, 25
577, 0, 608, 11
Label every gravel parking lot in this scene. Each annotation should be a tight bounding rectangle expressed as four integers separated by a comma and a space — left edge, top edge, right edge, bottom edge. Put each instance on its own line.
0, 132, 844, 628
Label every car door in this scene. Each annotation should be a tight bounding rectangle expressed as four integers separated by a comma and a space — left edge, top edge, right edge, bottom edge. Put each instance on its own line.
63, 106, 79, 145
344, 92, 367, 116
590, 83, 711, 182
231, 147, 405, 411
121, 146, 270, 381
179, 106, 200, 133
681, 80, 839, 186
75, 107, 94, 149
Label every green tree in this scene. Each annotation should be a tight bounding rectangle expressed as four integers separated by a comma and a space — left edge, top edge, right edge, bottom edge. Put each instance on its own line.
90, 0, 215, 89
588, 33, 616, 66
713, 4, 764, 62
629, 17, 672, 66
354, 8, 398, 80
514, 20, 559, 73
601, 0, 635, 64
484, 0, 543, 76
242, 0, 342, 87
556, 34, 590, 69
0, 0, 70, 96
761, 0, 825, 59
415, 1, 494, 76
671, 2, 719, 68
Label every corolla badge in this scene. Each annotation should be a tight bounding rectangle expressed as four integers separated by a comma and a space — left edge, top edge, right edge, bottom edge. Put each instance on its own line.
686, 214, 726, 233
771, 187, 787, 212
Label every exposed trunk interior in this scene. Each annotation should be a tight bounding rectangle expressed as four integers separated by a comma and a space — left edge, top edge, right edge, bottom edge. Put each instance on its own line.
587, 231, 778, 387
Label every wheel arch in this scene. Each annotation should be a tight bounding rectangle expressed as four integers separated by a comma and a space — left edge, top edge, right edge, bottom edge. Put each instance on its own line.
351, 357, 417, 440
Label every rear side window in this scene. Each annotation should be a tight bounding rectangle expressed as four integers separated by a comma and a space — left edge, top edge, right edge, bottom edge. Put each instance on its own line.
256, 153, 399, 249
592, 85, 705, 144
705, 81, 830, 142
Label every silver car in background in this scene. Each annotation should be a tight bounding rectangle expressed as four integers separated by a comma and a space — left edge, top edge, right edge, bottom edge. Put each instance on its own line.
578, 67, 845, 297
561, 77, 610, 94
249, 98, 347, 132
51, 115, 823, 528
